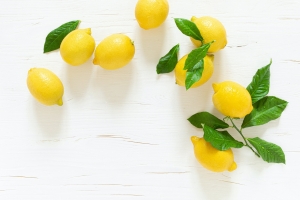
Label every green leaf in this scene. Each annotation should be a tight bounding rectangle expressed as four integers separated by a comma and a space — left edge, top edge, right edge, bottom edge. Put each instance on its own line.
188, 111, 229, 129
185, 60, 204, 90
183, 43, 212, 90
242, 96, 288, 128
247, 60, 271, 104
156, 44, 180, 74
174, 18, 203, 41
184, 43, 211, 70
203, 124, 244, 151
247, 137, 285, 164
43, 20, 80, 53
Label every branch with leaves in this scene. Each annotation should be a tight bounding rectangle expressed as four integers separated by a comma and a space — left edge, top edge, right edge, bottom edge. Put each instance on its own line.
156, 18, 213, 90
188, 61, 288, 164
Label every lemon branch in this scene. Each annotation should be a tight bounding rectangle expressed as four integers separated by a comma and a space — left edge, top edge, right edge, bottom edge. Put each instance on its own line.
228, 118, 260, 157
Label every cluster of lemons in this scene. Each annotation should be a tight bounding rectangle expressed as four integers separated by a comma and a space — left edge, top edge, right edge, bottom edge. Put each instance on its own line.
27, 0, 254, 173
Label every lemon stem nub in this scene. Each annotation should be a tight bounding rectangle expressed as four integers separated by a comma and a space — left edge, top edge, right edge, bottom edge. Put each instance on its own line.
57, 98, 63, 106
228, 161, 237, 172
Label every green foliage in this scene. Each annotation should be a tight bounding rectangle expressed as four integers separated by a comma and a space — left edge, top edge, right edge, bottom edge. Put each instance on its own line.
188, 111, 229, 129
247, 137, 285, 164
156, 44, 180, 74
203, 124, 244, 151
188, 62, 287, 165
174, 18, 203, 41
44, 20, 80, 53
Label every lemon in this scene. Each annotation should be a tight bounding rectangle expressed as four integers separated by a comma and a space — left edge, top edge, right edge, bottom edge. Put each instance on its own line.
27, 68, 64, 106
191, 136, 237, 172
212, 81, 253, 118
93, 33, 135, 70
174, 54, 214, 88
60, 28, 95, 66
190, 16, 227, 53
135, 0, 169, 30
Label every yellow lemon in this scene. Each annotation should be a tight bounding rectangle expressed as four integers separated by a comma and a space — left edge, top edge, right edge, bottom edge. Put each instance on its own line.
212, 81, 253, 118
135, 0, 169, 30
190, 16, 227, 53
93, 33, 135, 70
27, 68, 64, 106
60, 28, 95, 66
174, 54, 214, 88
191, 136, 237, 172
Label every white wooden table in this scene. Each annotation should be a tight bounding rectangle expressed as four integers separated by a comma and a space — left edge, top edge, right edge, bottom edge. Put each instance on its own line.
1, 0, 300, 199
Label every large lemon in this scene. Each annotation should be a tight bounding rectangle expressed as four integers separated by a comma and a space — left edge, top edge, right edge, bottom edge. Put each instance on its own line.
191, 136, 237, 172
135, 0, 169, 30
27, 68, 64, 106
190, 16, 227, 53
93, 33, 135, 70
60, 28, 95, 66
212, 81, 253, 118
174, 54, 214, 88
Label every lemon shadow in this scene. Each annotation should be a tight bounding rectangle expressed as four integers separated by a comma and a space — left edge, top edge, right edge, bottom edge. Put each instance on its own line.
91, 62, 135, 106
32, 100, 66, 139
135, 23, 167, 65
64, 61, 94, 100
191, 164, 235, 199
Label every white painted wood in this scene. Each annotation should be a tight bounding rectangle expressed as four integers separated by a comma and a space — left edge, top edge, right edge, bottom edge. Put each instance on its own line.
0, 0, 300, 199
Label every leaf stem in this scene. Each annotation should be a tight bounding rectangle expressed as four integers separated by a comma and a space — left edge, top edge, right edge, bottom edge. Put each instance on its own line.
228, 118, 260, 157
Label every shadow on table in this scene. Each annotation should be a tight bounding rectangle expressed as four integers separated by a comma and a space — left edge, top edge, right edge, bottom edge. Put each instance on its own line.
32, 100, 66, 139
135, 22, 167, 65
91, 61, 135, 105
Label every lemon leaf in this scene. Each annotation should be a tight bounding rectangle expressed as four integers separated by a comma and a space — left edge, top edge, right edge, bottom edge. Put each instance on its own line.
185, 59, 204, 90
156, 44, 180, 74
203, 124, 244, 151
43, 20, 80, 53
184, 43, 212, 90
184, 43, 211, 70
247, 60, 271, 104
247, 137, 285, 164
188, 111, 229, 129
174, 18, 203, 41
242, 96, 288, 128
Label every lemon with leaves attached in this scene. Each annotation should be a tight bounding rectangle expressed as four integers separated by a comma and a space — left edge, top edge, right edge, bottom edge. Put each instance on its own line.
190, 16, 227, 53
135, 0, 169, 30
212, 81, 253, 118
191, 136, 237, 172
93, 33, 135, 70
27, 68, 64, 106
174, 54, 214, 88
60, 28, 95, 66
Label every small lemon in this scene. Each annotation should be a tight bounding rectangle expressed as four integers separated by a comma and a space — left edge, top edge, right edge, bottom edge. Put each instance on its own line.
60, 28, 95, 66
190, 16, 227, 53
174, 54, 214, 88
212, 81, 253, 118
27, 68, 64, 106
191, 136, 237, 172
93, 33, 135, 70
135, 0, 169, 30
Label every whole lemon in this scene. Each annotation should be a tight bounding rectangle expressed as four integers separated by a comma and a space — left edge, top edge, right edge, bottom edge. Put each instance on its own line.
174, 54, 214, 88
135, 0, 169, 30
212, 81, 253, 118
191, 136, 237, 172
27, 68, 64, 106
60, 28, 95, 66
190, 16, 227, 53
93, 33, 135, 70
